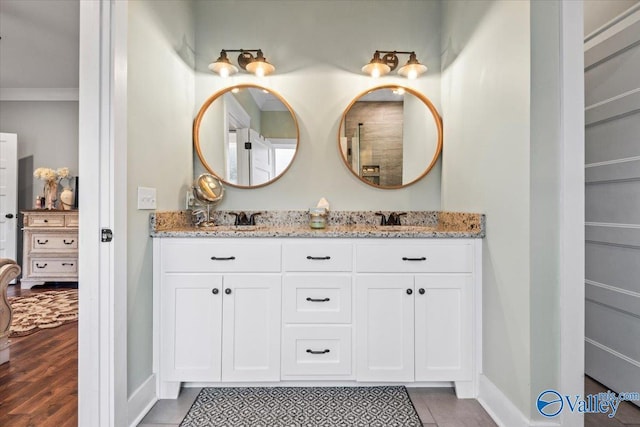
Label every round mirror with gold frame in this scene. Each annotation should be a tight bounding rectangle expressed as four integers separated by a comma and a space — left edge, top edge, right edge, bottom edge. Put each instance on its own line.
194, 84, 300, 188
338, 85, 442, 189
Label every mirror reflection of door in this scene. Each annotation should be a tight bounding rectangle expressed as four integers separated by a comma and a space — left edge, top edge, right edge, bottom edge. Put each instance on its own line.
194, 84, 299, 188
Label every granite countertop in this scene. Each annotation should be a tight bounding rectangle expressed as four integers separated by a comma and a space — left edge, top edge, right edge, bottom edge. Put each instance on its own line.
150, 210, 485, 239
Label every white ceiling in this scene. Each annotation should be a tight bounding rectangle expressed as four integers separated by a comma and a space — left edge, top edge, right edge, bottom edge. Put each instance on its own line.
0, 0, 79, 89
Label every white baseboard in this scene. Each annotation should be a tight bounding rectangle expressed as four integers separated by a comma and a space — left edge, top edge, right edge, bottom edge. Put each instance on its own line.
477, 375, 560, 427
128, 373, 158, 427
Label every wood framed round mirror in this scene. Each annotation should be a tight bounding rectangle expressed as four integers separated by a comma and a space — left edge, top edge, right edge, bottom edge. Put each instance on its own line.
338, 85, 442, 189
194, 84, 299, 188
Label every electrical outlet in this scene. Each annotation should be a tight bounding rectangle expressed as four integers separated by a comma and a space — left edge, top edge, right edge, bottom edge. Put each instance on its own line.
137, 187, 157, 209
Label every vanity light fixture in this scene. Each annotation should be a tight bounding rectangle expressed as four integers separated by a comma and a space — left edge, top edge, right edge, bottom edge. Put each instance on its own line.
362, 50, 428, 79
208, 49, 275, 77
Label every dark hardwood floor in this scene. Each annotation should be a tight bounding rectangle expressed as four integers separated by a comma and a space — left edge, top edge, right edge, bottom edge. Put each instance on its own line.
0, 283, 78, 427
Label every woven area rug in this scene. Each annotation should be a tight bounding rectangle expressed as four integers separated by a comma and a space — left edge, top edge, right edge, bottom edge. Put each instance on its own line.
9, 289, 78, 337
180, 386, 421, 427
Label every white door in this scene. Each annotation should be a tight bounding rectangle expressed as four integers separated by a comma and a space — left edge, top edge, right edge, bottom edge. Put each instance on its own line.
250, 135, 273, 185
0, 133, 18, 263
222, 275, 281, 381
356, 275, 414, 382
161, 274, 223, 382
415, 275, 472, 381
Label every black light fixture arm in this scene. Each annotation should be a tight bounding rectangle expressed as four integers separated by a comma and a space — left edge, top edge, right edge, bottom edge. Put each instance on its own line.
219, 49, 265, 70
372, 50, 417, 72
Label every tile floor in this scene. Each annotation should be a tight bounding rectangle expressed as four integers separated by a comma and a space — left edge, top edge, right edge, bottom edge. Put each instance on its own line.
138, 377, 640, 426
584, 376, 640, 427
138, 386, 497, 427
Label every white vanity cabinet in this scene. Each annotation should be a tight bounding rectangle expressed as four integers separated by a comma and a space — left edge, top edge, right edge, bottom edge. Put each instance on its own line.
154, 236, 481, 399
355, 241, 477, 397
155, 239, 282, 398
281, 241, 354, 380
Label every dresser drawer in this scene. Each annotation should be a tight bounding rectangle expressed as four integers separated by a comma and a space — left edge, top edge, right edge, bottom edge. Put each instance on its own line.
283, 275, 351, 324
283, 242, 352, 272
65, 214, 79, 227
29, 258, 78, 276
161, 240, 281, 272
356, 242, 473, 273
282, 325, 352, 377
31, 233, 78, 251
26, 214, 65, 227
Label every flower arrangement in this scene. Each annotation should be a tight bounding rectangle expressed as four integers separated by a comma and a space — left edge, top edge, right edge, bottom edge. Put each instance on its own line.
33, 167, 74, 209
33, 167, 73, 185
33, 167, 59, 183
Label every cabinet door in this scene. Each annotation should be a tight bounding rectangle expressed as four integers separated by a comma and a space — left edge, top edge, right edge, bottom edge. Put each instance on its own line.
415, 275, 472, 381
221, 275, 281, 381
356, 275, 414, 381
161, 274, 223, 382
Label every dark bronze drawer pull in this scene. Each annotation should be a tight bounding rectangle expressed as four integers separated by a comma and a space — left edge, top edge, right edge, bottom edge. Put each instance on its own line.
37, 239, 49, 244
306, 297, 330, 302
35, 263, 48, 269
306, 349, 330, 355
211, 256, 236, 261
43, 219, 48, 223
306, 256, 331, 260
402, 257, 426, 261
64, 239, 75, 245
62, 263, 74, 267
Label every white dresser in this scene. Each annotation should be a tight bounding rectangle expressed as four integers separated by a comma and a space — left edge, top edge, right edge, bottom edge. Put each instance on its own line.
153, 237, 482, 399
21, 210, 78, 289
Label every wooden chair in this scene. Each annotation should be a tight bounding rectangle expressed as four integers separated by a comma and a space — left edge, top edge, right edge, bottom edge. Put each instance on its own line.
0, 258, 21, 364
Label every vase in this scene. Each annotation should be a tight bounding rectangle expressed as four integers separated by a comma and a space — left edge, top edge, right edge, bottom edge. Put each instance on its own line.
60, 187, 74, 210
44, 181, 58, 210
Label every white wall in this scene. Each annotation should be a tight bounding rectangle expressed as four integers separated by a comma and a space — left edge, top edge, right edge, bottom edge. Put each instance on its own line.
193, 0, 442, 210
440, 0, 532, 418
0, 101, 79, 202
584, 5, 640, 404
127, 0, 195, 396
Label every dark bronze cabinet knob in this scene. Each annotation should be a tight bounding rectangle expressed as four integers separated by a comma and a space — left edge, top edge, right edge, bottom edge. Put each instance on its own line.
406, 288, 413, 295
419, 288, 425, 295
212, 288, 219, 295
225, 288, 232, 295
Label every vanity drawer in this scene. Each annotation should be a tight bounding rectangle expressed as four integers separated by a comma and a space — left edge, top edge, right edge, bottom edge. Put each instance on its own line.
26, 215, 65, 227
356, 242, 473, 273
31, 233, 78, 251
30, 258, 78, 276
161, 240, 281, 272
283, 242, 352, 272
283, 275, 351, 324
282, 325, 352, 377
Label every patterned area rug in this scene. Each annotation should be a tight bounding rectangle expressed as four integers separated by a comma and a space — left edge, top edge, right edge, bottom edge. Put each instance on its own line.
180, 386, 421, 427
9, 289, 78, 337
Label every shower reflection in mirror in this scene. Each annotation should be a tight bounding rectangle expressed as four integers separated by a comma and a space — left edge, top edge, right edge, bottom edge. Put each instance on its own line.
339, 86, 442, 189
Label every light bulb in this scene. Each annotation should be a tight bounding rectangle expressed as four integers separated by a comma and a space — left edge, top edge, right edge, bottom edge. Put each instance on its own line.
407, 69, 417, 79
255, 66, 265, 77
371, 68, 381, 78
219, 67, 230, 78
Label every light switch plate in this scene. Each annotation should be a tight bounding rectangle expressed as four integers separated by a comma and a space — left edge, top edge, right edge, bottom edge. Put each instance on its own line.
137, 187, 157, 209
